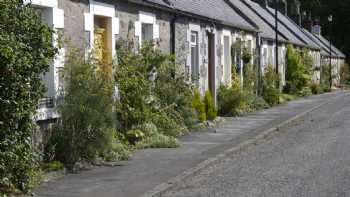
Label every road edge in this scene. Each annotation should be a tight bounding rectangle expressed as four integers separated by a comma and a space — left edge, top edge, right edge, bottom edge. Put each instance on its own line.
141, 92, 349, 197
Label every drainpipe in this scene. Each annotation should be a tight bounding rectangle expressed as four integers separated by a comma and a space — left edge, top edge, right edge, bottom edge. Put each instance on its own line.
170, 14, 178, 78
170, 14, 178, 55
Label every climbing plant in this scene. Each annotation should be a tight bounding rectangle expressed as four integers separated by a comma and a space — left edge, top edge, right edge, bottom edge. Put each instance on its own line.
0, 0, 57, 193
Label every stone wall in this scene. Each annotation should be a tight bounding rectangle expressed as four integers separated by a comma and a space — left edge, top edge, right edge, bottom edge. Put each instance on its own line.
59, 0, 90, 51
116, 0, 172, 52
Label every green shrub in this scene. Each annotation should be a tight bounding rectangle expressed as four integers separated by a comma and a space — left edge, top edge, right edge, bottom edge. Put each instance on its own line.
217, 85, 245, 116
203, 91, 217, 121
192, 90, 206, 121
310, 82, 321, 94
262, 65, 280, 106
279, 94, 298, 103
0, 1, 57, 193
321, 63, 332, 90
46, 161, 64, 172
285, 45, 312, 94
340, 63, 350, 85
243, 63, 256, 92
298, 87, 312, 97
47, 50, 115, 169
115, 41, 197, 140
136, 133, 180, 149
247, 94, 269, 111
126, 129, 145, 144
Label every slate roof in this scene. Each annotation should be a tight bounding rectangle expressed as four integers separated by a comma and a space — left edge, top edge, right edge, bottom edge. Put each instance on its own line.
302, 29, 335, 57
266, 7, 320, 50
316, 34, 346, 58
243, 0, 305, 47
226, 0, 286, 42
145, 0, 257, 32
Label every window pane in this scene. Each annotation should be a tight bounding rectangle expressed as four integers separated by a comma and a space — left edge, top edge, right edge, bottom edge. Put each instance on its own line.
190, 31, 199, 83
224, 36, 230, 81
142, 23, 153, 42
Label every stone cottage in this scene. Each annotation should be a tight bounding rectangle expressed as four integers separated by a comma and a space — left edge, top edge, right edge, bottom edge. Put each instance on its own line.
28, 0, 345, 128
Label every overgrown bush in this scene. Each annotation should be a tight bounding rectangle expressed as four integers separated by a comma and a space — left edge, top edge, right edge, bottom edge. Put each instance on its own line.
298, 87, 312, 97
0, 1, 57, 193
285, 45, 312, 94
243, 63, 255, 92
192, 90, 206, 122
114, 41, 198, 145
340, 62, 350, 85
262, 65, 280, 106
310, 82, 321, 94
321, 63, 332, 91
203, 91, 217, 121
136, 133, 180, 149
45, 50, 115, 169
217, 85, 245, 116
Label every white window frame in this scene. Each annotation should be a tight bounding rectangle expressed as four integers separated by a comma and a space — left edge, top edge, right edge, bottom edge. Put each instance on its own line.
187, 23, 201, 83
134, 11, 159, 47
190, 31, 200, 83
29, 0, 64, 120
221, 29, 232, 85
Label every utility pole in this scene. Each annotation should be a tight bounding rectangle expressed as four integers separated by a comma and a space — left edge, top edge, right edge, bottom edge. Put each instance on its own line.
328, 15, 333, 89
274, 0, 279, 88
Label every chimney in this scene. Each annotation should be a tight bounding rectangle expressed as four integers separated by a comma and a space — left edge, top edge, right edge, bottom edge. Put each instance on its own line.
312, 19, 321, 35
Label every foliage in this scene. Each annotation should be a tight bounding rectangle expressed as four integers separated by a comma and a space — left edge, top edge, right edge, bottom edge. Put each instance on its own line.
242, 47, 252, 64
0, 1, 57, 193
298, 87, 313, 97
115, 41, 197, 143
320, 63, 331, 91
243, 63, 255, 92
246, 93, 269, 111
285, 45, 312, 94
203, 91, 217, 121
44, 161, 64, 172
136, 133, 180, 149
231, 64, 241, 90
101, 131, 131, 162
279, 94, 299, 103
46, 50, 115, 169
217, 85, 245, 116
192, 90, 206, 122
262, 65, 280, 106
340, 63, 350, 85
310, 82, 321, 94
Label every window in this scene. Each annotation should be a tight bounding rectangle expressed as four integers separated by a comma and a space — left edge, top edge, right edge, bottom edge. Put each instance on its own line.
235, 38, 242, 73
142, 23, 153, 43
247, 40, 252, 52
263, 48, 268, 67
223, 36, 231, 81
268, 47, 273, 66
190, 31, 199, 82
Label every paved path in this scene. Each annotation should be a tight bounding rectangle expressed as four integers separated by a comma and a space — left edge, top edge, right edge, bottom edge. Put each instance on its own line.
163, 92, 350, 197
33, 91, 349, 197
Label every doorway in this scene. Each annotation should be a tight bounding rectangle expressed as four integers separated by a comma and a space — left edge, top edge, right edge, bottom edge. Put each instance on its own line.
207, 32, 215, 99
94, 15, 112, 64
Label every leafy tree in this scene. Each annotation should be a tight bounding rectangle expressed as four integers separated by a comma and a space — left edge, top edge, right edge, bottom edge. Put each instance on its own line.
0, 0, 57, 193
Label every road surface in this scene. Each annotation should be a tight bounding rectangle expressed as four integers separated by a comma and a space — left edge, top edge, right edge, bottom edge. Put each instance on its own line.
163, 93, 350, 197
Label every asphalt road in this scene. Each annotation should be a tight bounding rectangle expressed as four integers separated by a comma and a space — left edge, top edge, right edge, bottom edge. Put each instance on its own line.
163, 93, 350, 197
